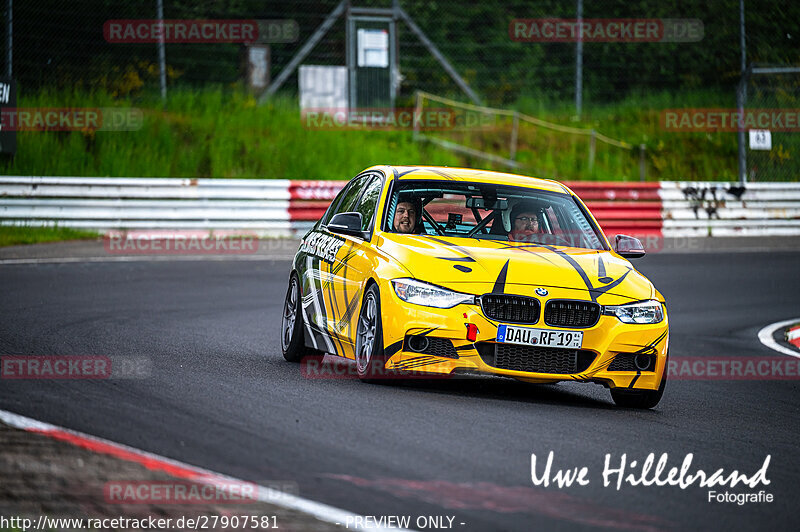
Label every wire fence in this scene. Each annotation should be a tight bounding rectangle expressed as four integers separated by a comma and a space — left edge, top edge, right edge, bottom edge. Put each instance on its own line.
3, 1, 796, 105
414, 91, 644, 181
2, 0, 799, 181
745, 69, 800, 181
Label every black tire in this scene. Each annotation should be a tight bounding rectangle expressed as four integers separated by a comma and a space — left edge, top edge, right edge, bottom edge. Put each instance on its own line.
610, 352, 668, 409
281, 273, 315, 362
355, 283, 389, 383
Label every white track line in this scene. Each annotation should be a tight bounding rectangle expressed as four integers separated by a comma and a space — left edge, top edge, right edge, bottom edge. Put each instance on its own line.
0, 408, 413, 532
757, 318, 800, 359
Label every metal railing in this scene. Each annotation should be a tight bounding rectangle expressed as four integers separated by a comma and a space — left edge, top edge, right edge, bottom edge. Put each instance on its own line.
2, 176, 799, 238
661, 182, 800, 237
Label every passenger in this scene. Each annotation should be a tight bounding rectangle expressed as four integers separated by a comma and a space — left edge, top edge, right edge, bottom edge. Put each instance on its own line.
508, 202, 543, 242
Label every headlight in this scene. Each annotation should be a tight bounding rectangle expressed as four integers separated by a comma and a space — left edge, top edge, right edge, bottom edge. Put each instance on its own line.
392, 278, 474, 309
603, 300, 664, 324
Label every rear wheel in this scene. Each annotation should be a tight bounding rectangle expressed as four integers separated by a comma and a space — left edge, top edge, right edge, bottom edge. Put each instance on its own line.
610, 352, 668, 409
355, 284, 389, 382
281, 273, 322, 362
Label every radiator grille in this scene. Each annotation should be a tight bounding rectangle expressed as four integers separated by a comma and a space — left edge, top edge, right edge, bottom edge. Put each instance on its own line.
480, 294, 540, 324
544, 300, 600, 328
476, 343, 596, 374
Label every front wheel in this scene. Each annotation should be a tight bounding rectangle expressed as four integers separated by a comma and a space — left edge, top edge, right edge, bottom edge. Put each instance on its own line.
355, 284, 389, 382
610, 352, 668, 409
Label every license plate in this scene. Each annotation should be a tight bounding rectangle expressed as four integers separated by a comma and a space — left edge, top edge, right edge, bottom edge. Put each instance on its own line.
496, 324, 582, 349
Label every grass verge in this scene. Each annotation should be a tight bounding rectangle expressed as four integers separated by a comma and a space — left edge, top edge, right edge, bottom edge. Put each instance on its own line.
1, 85, 785, 181
0, 226, 99, 247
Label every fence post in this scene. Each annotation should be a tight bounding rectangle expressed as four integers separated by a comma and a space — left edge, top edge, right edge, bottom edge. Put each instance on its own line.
5, 0, 11, 78
156, 0, 167, 103
510, 111, 519, 161
413, 91, 423, 141
588, 129, 596, 178
575, 0, 583, 118
639, 144, 646, 182
736, 74, 748, 185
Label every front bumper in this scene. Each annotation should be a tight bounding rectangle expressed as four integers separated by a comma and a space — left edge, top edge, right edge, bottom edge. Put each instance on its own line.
377, 279, 669, 391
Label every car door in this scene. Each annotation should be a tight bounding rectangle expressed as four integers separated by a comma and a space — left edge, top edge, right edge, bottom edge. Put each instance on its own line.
322, 173, 384, 358
299, 175, 367, 355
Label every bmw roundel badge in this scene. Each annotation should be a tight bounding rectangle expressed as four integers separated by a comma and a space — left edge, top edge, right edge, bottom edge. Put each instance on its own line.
535, 288, 548, 296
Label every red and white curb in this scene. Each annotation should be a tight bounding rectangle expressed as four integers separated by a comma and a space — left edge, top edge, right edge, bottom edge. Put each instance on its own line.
787, 324, 800, 350
0, 408, 412, 532
757, 317, 800, 359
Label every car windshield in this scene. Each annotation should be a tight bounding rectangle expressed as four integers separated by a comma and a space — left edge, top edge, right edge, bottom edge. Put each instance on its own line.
385, 180, 606, 251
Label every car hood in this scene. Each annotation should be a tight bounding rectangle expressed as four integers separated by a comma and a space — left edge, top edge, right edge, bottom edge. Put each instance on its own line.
377, 233, 655, 303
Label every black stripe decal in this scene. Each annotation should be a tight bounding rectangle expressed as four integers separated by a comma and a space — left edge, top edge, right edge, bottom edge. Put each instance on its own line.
632, 329, 669, 356
493, 260, 510, 294
498, 244, 561, 266
501, 243, 633, 303
394, 360, 443, 370
385, 339, 404, 358
409, 327, 439, 337
425, 236, 479, 262
339, 289, 362, 333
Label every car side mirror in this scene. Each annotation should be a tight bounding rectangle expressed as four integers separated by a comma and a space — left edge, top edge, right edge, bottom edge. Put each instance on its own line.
615, 234, 646, 259
328, 212, 367, 239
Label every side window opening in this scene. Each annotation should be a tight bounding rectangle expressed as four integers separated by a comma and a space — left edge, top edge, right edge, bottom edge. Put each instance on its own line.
353, 175, 383, 232
321, 184, 351, 226
322, 174, 369, 228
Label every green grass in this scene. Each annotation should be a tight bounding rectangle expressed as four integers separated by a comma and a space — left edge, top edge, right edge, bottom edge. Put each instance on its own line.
429, 88, 742, 181
0, 85, 781, 181
0, 226, 98, 247
2, 87, 462, 179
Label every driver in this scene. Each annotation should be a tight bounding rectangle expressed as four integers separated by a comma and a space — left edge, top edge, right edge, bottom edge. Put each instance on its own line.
393, 200, 418, 234
508, 202, 542, 242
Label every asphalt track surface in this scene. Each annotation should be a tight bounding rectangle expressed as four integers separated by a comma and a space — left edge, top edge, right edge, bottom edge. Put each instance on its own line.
1, 251, 799, 531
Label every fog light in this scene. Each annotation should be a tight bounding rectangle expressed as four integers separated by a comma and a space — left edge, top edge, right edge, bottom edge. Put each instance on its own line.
634, 353, 654, 371
407, 335, 430, 352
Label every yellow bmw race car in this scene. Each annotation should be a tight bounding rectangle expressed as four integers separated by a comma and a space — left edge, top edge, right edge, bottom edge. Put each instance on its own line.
281, 166, 669, 408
